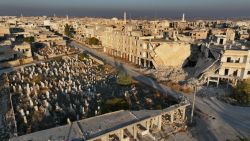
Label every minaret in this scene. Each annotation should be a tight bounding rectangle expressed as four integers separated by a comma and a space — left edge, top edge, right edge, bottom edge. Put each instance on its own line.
66, 14, 69, 21
124, 11, 127, 24
20, 13, 23, 22
182, 13, 185, 22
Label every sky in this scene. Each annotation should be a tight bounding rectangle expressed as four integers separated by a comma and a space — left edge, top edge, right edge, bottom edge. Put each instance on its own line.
0, 0, 250, 18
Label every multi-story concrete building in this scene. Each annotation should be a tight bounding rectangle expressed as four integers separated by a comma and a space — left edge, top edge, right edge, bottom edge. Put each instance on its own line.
210, 28, 235, 42
219, 48, 250, 79
100, 26, 191, 69
189, 29, 208, 40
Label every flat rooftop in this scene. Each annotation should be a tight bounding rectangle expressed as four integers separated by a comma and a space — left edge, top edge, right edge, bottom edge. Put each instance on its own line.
78, 110, 138, 139
10, 110, 140, 141
10, 103, 189, 141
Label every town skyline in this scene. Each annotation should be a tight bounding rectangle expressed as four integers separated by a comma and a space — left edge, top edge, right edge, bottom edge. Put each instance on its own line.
0, 0, 250, 18
0, 1, 250, 141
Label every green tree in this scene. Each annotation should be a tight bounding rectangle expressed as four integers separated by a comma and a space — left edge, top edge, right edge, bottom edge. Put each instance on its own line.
78, 52, 89, 61
102, 98, 129, 113
235, 79, 250, 104
23, 36, 35, 43
116, 71, 133, 86
86, 37, 100, 45
64, 24, 74, 38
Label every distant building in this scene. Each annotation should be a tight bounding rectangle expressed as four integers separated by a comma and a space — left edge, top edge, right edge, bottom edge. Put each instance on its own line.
189, 29, 208, 40
210, 28, 235, 42
0, 26, 10, 36
13, 42, 32, 58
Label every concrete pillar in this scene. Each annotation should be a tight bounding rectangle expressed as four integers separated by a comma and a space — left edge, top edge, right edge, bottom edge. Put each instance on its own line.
146, 120, 150, 130
158, 115, 162, 130
170, 112, 174, 124
182, 108, 186, 121
119, 129, 124, 141
227, 78, 229, 89
133, 125, 137, 139
101, 134, 109, 141
148, 60, 151, 68
144, 59, 147, 68
217, 77, 220, 87
207, 77, 210, 86
138, 57, 141, 66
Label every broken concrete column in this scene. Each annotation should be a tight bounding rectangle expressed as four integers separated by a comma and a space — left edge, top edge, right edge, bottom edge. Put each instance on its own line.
133, 125, 137, 139
144, 59, 147, 68
170, 112, 174, 124
119, 129, 124, 141
158, 115, 162, 130
182, 108, 186, 121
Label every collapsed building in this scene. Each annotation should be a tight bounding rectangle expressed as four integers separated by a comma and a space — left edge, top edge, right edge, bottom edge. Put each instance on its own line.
187, 39, 250, 86
100, 25, 191, 70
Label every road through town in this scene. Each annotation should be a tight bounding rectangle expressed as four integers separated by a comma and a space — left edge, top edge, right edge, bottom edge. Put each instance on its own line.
71, 41, 250, 140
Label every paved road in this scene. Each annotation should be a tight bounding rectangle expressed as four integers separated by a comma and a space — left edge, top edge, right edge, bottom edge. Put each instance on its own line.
70, 41, 183, 100
70, 41, 250, 140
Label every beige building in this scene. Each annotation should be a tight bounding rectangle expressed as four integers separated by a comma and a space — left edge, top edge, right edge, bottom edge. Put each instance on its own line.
189, 29, 208, 40
34, 31, 66, 46
0, 26, 10, 36
100, 27, 190, 69
219, 49, 250, 79
237, 30, 249, 40
13, 43, 32, 58
210, 28, 235, 42
100, 28, 154, 68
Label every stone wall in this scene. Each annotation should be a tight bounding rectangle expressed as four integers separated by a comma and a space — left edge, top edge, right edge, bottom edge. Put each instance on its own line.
0, 57, 34, 69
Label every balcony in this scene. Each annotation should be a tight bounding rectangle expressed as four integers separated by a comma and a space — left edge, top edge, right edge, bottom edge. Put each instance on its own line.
221, 62, 246, 69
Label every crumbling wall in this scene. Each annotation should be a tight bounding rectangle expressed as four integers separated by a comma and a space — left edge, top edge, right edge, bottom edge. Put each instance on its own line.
151, 42, 191, 69
184, 44, 222, 84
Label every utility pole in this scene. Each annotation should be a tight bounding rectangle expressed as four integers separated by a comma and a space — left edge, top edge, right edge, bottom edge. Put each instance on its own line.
190, 85, 197, 124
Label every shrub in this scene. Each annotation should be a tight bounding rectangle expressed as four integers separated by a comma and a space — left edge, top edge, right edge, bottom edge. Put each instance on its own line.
235, 79, 250, 104
86, 37, 100, 45
102, 98, 129, 113
116, 72, 133, 86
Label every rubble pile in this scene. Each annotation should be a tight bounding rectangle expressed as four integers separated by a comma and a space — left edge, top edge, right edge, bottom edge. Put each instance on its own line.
154, 67, 188, 82
161, 109, 186, 136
